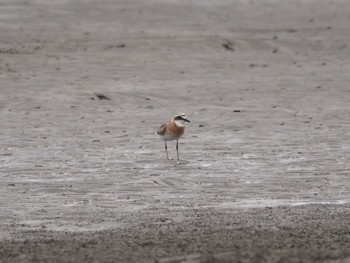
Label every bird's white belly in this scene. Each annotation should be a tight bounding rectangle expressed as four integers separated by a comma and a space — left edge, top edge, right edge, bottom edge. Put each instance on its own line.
161, 134, 177, 141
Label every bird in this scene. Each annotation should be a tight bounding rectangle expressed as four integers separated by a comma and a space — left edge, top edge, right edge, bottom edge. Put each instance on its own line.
155, 113, 190, 163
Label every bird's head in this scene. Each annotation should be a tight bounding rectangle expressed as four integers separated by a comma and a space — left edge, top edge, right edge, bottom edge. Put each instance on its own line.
174, 113, 190, 127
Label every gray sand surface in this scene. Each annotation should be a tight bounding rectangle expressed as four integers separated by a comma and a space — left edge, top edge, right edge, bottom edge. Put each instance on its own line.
1, 0, 350, 262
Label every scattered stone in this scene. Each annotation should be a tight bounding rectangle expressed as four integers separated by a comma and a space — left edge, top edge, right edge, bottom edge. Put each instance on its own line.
94, 93, 110, 100
222, 39, 235, 51
249, 64, 268, 68
106, 43, 126, 49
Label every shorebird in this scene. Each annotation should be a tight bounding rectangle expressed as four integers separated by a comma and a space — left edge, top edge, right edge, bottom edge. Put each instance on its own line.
155, 113, 190, 163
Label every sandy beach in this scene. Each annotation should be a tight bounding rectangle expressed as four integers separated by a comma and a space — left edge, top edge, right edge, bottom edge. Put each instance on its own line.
1, 0, 350, 262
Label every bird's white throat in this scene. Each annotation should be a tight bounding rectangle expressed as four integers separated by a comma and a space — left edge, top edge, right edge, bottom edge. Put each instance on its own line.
175, 119, 186, 127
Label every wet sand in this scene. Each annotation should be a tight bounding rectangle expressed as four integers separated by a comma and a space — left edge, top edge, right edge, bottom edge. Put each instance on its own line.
1, 0, 350, 262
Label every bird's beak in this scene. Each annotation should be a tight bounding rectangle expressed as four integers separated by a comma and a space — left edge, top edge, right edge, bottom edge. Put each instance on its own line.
184, 118, 190, 123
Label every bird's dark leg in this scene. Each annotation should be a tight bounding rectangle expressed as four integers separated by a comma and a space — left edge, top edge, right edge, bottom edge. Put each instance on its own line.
165, 141, 169, 160
176, 140, 180, 163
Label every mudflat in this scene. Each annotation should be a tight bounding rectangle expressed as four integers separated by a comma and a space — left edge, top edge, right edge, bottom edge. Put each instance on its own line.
1, 0, 350, 262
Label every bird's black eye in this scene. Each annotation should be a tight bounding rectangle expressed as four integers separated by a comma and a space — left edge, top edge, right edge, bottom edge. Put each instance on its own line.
175, 116, 183, 120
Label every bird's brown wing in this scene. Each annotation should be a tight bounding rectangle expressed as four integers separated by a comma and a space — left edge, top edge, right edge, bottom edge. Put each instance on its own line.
156, 123, 167, 135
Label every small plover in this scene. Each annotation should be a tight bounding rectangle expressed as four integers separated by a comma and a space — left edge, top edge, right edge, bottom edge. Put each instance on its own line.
156, 113, 190, 163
